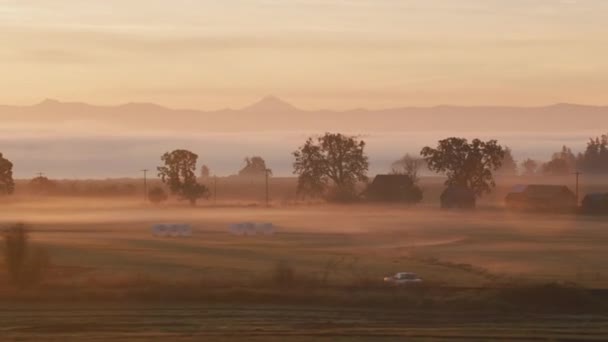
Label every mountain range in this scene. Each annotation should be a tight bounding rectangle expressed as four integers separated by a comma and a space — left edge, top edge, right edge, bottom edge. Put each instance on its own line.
2, 96, 607, 132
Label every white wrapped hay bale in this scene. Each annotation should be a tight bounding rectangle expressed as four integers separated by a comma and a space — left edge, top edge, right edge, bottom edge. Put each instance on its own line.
229, 222, 276, 236
152, 223, 193, 237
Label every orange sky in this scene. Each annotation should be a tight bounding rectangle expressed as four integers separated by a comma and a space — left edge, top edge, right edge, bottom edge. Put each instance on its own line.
1, 0, 607, 109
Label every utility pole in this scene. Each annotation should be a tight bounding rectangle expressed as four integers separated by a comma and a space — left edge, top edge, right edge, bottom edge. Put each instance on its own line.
265, 168, 271, 207
213, 175, 217, 205
36, 172, 44, 178
141, 169, 148, 202
574, 171, 582, 206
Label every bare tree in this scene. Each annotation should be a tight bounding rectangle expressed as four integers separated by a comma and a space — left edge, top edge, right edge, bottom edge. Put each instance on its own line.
391, 154, 424, 183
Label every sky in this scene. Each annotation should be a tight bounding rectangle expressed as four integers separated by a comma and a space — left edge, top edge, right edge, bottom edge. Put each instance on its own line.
1, 0, 607, 110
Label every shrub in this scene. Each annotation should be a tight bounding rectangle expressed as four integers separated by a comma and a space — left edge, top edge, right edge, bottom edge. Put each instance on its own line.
273, 260, 295, 287
148, 187, 168, 205
2, 224, 50, 287
3, 223, 28, 284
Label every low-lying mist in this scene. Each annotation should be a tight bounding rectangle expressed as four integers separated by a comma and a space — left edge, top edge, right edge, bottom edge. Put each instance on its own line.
1, 124, 602, 178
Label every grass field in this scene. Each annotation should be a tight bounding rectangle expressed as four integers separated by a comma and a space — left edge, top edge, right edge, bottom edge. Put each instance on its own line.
1, 197, 608, 340
1, 198, 608, 288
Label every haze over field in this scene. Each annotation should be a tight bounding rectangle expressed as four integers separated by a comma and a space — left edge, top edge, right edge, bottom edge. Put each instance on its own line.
2, 96, 608, 178
2, 1, 607, 177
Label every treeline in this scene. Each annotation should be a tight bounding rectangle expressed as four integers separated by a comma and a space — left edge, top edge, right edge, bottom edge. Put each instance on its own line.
1, 132, 607, 204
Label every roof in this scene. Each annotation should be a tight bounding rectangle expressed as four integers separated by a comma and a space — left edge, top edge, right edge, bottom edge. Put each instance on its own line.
583, 193, 608, 201
509, 184, 574, 198
371, 174, 413, 185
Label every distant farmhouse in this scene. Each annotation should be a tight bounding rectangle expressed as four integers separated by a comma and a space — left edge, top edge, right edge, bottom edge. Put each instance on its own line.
582, 193, 608, 215
440, 185, 476, 209
506, 184, 577, 212
364, 174, 422, 204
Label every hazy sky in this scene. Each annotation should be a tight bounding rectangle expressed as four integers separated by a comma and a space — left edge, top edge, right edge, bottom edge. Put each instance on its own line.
1, 0, 607, 109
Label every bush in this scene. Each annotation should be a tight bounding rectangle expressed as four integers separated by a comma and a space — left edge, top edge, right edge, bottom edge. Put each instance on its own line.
148, 187, 168, 205
2, 224, 50, 287
273, 260, 295, 287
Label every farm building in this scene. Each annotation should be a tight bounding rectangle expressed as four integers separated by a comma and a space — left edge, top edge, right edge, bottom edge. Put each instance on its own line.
582, 193, 608, 215
505, 184, 577, 212
364, 174, 422, 203
440, 185, 476, 209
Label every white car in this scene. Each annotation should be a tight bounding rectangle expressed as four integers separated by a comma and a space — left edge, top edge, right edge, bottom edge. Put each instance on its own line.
383, 272, 423, 285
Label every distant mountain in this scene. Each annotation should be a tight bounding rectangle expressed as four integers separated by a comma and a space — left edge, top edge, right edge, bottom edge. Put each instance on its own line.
1, 97, 607, 132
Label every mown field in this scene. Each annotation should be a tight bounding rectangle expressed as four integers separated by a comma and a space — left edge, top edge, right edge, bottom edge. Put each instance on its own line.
1, 197, 608, 340
0, 198, 607, 288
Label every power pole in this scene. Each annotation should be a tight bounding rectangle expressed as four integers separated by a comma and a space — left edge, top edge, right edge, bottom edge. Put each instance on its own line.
213, 175, 217, 205
574, 171, 582, 206
141, 169, 148, 202
265, 168, 271, 207
36, 172, 44, 178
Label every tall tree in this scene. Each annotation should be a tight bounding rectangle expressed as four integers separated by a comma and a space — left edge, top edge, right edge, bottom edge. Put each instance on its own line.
239, 156, 271, 177
157, 149, 209, 205
496, 147, 518, 175
421, 137, 505, 196
293, 133, 369, 200
542, 145, 577, 176
391, 154, 424, 183
579, 134, 608, 173
0, 153, 15, 195
521, 158, 539, 176
200, 164, 211, 178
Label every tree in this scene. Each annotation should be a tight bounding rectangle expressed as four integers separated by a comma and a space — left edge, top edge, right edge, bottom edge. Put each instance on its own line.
420, 137, 505, 197
391, 154, 424, 183
0, 153, 15, 195
496, 147, 518, 176
579, 134, 608, 173
521, 158, 539, 176
29, 176, 57, 195
148, 186, 168, 205
239, 156, 271, 177
200, 164, 211, 178
157, 149, 209, 206
293, 133, 369, 201
542, 146, 577, 176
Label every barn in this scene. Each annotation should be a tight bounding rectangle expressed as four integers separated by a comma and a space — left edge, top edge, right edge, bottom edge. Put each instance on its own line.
440, 185, 476, 209
505, 184, 577, 212
364, 174, 422, 204
581, 193, 608, 215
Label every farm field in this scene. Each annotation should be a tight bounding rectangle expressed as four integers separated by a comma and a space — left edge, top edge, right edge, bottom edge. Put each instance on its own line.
2, 303, 608, 341
1, 198, 608, 341
0, 198, 607, 288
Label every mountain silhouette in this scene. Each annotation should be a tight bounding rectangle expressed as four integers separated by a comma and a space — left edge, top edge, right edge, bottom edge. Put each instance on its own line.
1, 97, 607, 132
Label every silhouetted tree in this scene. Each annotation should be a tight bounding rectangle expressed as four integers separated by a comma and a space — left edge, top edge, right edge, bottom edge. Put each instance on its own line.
157, 149, 209, 206
542, 146, 577, 176
148, 186, 168, 205
496, 147, 518, 175
391, 154, 424, 183
521, 158, 539, 176
0, 153, 15, 195
200, 164, 211, 178
29, 176, 57, 195
421, 137, 505, 197
579, 134, 608, 173
239, 156, 271, 177
293, 133, 369, 201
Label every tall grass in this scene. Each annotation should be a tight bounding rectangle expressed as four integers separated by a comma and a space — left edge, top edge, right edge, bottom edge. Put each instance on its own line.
2, 224, 50, 287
